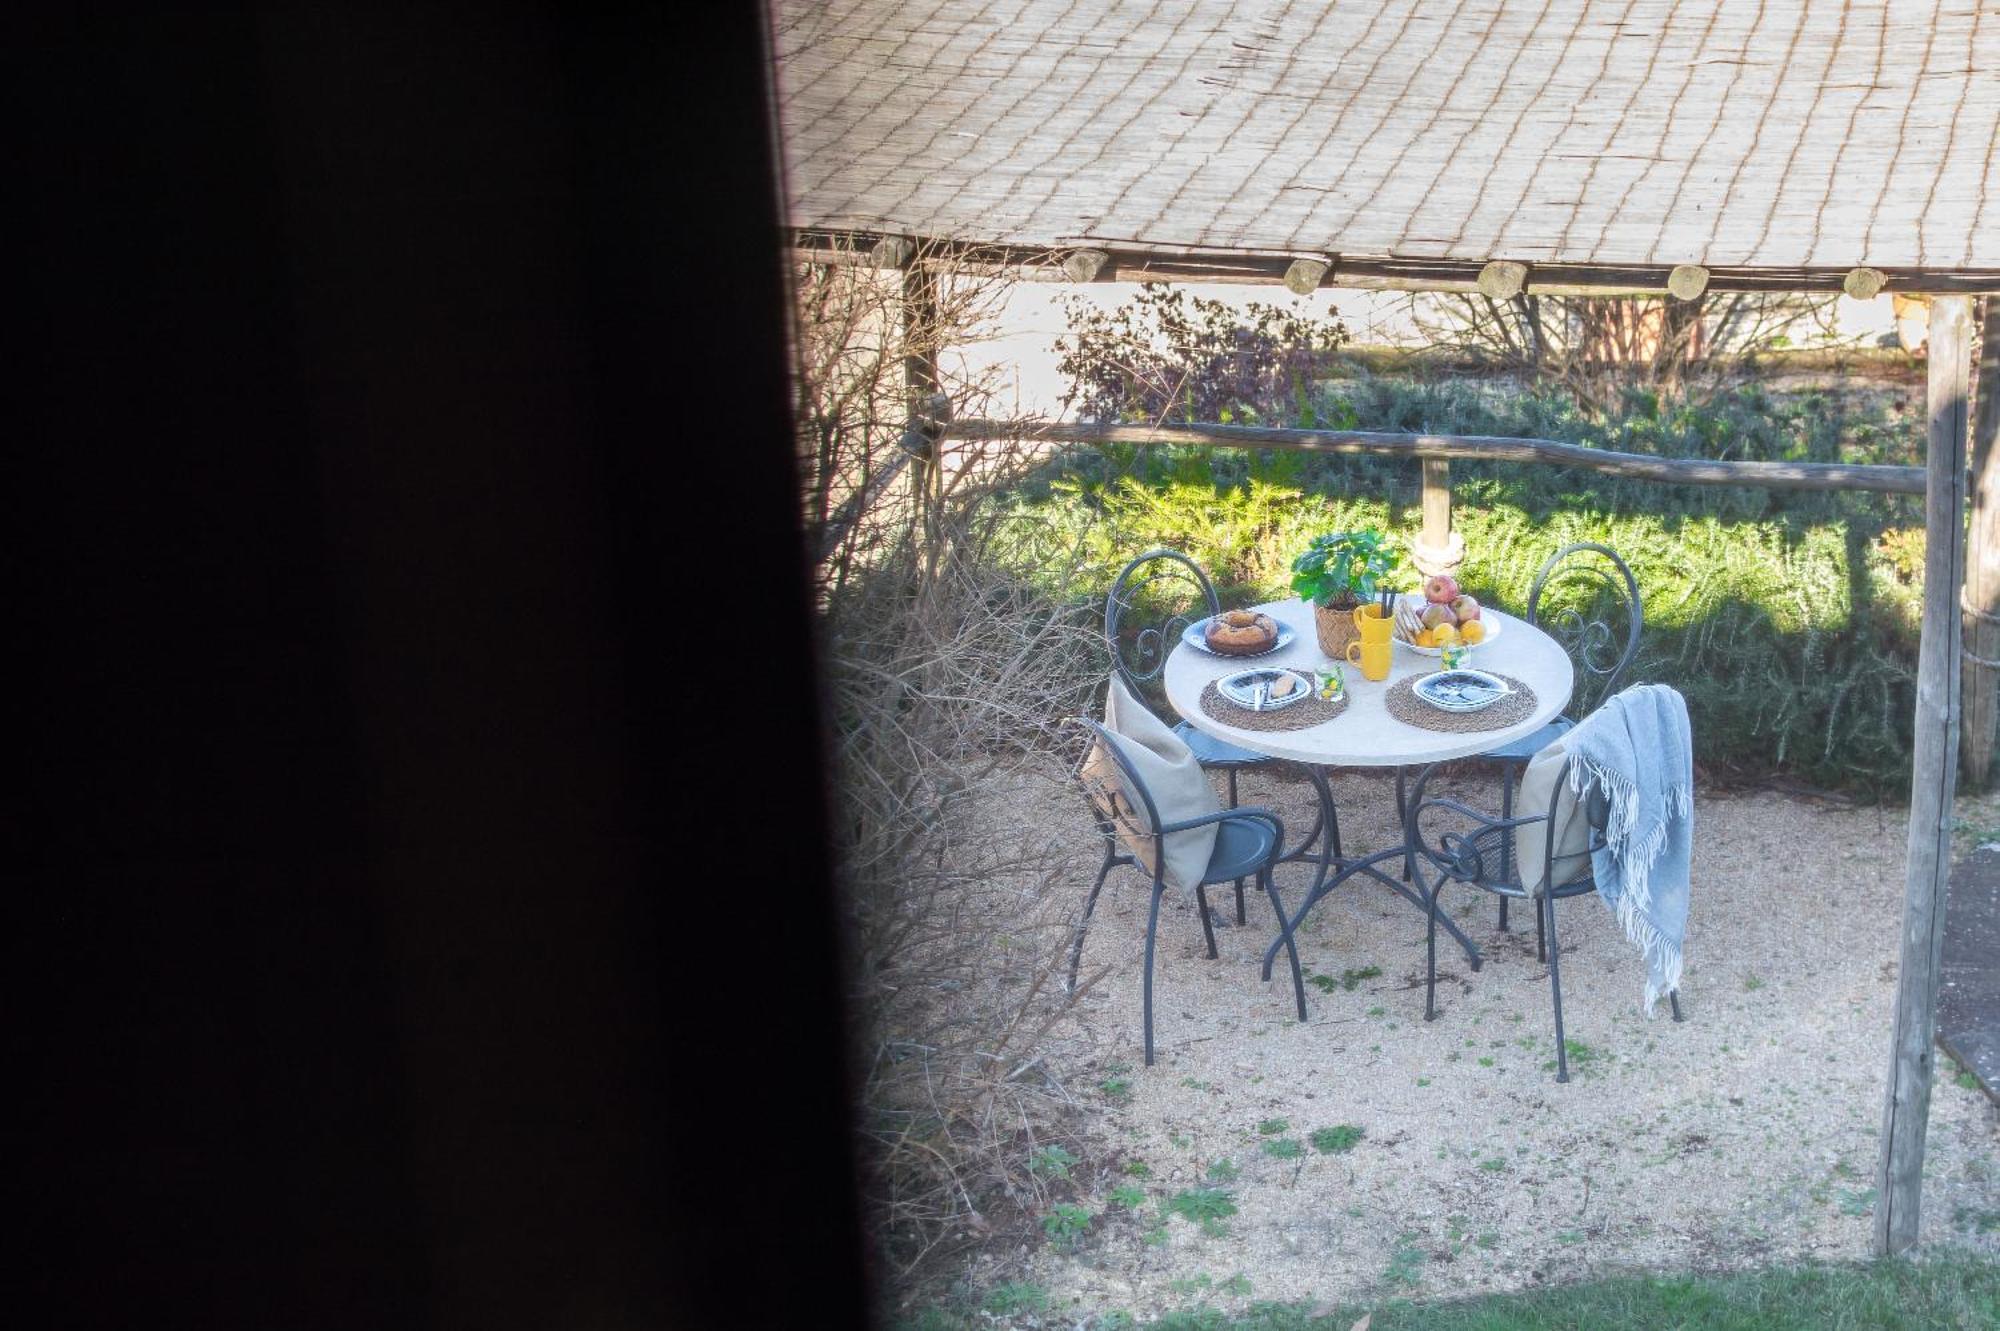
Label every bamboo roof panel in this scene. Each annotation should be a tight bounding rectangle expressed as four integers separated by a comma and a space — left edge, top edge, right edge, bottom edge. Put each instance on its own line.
771, 0, 2000, 274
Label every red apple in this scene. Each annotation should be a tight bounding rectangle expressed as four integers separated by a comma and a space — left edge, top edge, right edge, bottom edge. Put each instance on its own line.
1421, 603, 1457, 629
1450, 594, 1481, 622
1424, 574, 1459, 604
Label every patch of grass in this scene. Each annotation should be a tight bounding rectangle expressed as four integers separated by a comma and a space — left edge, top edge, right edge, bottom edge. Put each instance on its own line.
1221, 1272, 1253, 1297
1476, 1231, 1501, 1250
1124, 1160, 1153, 1179
1477, 1056, 1496, 1068
1478, 1158, 1508, 1173
1342, 965, 1383, 990
1311, 1124, 1365, 1154
1022, 1254, 2000, 1329
981, 1282, 1048, 1316
1206, 1158, 1240, 1183
1169, 1132, 1192, 1149
1367, 1006, 1387, 1017
1744, 974, 1766, 992
1027, 1144, 1076, 1179
1954, 1205, 2000, 1234
1168, 1272, 1213, 1296
1416, 1076, 1432, 1087
1043, 1202, 1094, 1250
1256, 1118, 1290, 1135
1181, 1077, 1211, 1090
1107, 1184, 1146, 1210
1261, 1137, 1304, 1160
1142, 1222, 1169, 1247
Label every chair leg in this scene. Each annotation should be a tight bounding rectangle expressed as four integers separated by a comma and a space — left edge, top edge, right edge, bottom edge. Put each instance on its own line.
1194, 885, 1219, 960
1143, 883, 1166, 1067
1498, 770, 1514, 932
1535, 883, 1547, 962
1395, 767, 1413, 881
1545, 894, 1569, 1084
1669, 989, 1684, 1023
1261, 867, 1307, 1021
1228, 769, 1247, 924
1424, 869, 1440, 1022
1069, 849, 1117, 995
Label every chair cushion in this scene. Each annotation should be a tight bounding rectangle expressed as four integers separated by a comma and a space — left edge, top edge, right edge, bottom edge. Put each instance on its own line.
1515, 733, 1595, 894
1200, 814, 1281, 885
1479, 716, 1574, 763
1091, 675, 1220, 897
1175, 721, 1274, 768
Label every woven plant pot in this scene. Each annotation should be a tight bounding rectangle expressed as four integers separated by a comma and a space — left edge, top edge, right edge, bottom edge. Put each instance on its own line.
1313, 599, 1362, 659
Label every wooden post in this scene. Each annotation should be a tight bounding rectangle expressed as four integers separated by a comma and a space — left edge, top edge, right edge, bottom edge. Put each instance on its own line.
1412, 459, 1462, 578
1964, 298, 2000, 787
1875, 294, 1973, 1256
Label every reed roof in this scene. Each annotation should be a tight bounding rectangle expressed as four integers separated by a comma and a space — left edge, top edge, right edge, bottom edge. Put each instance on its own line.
771, 0, 2000, 278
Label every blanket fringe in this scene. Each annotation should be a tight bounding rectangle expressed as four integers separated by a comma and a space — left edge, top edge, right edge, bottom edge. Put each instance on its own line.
1567, 755, 1691, 1013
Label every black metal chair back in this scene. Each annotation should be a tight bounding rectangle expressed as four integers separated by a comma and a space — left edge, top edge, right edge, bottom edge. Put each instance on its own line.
1072, 716, 1165, 846
1105, 548, 1220, 714
1526, 542, 1642, 723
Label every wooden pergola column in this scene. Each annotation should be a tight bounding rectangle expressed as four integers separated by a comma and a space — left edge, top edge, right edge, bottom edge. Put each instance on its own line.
1961, 297, 2000, 786
1876, 293, 1973, 1255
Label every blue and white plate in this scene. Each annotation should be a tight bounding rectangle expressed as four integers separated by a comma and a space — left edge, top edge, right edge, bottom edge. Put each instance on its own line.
1181, 615, 1297, 658
1218, 668, 1310, 711
1413, 669, 1514, 713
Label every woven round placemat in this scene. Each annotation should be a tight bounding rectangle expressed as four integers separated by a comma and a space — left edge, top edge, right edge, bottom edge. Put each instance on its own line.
1385, 672, 1537, 733
1199, 675, 1349, 731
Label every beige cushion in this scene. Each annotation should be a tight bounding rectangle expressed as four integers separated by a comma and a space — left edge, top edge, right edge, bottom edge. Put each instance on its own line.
1079, 676, 1221, 898
1515, 734, 1596, 894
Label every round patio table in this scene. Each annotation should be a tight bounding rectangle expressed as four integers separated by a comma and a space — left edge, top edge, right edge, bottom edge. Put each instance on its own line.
1163, 596, 1575, 975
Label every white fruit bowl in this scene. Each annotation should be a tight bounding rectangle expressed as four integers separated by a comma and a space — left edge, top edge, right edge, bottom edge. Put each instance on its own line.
1392, 592, 1501, 656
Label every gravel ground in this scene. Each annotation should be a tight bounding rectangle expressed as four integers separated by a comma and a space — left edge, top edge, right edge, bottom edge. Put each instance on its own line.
965, 768, 2000, 1320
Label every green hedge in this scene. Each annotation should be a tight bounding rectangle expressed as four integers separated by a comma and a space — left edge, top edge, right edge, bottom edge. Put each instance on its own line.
1001, 380, 1929, 796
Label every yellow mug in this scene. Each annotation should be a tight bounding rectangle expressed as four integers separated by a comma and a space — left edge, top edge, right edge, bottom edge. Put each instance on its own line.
1350, 603, 1393, 644
1346, 638, 1392, 681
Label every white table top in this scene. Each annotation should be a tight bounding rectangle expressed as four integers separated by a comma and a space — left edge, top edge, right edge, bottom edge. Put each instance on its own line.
1164, 597, 1575, 767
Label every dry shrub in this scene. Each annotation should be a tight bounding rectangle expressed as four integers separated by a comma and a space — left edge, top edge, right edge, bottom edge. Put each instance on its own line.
793, 240, 1112, 1283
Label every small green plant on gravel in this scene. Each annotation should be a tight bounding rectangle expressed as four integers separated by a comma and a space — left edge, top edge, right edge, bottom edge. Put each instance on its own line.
1206, 1158, 1240, 1183
1170, 1132, 1192, 1149
1043, 1202, 1095, 1250
1100, 1074, 1133, 1102
1478, 1056, 1496, 1068
1745, 974, 1766, 992
1476, 1230, 1501, 1249
1220, 1272, 1253, 1297
1307, 972, 1340, 993
1341, 965, 1382, 989
1090, 1313, 1135, 1331
1839, 1187, 1878, 1216
1168, 1272, 1213, 1296
1542, 1039, 1605, 1075
1028, 1144, 1077, 1179
1556, 1230, 1585, 1245
1311, 1124, 1365, 1154
1166, 1187, 1239, 1237
1124, 1160, 1152, 1179
981, 1282, 1048, 1315
1180, 1077, 1210, 1090
1256, 1118, 1290, 1135
1143, 1222, 1170, 1246
1383, 1238, 1427, 1288
1107, 1184, 1146, 1210
1366, 1006, 1386, 1017
1262, 1137, 1304, 1160
1479, 1157, 1509, 1172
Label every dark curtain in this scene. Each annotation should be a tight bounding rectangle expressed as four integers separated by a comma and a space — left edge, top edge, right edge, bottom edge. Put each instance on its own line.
9, 4, 862, 1326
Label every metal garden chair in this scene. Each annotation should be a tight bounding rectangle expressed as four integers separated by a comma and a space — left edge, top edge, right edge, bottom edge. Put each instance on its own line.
1405, 756, 1683, 1083
1070, 718, 1307, 1066
1474, 542, 1643, 945
1104, 548, 1336, 925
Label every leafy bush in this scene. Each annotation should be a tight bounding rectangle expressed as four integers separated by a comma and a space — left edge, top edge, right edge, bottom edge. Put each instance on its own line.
999, 375, 1926, 794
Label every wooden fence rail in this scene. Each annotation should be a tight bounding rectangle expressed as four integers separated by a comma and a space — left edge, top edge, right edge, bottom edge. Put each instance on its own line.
950, 417, 1927, 495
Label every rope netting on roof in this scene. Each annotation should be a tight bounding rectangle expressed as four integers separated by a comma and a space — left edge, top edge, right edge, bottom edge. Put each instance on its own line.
771, 0, 2000, 273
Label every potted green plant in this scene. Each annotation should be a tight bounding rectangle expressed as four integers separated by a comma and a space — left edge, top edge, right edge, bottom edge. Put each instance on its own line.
1291, 529, 1402, 657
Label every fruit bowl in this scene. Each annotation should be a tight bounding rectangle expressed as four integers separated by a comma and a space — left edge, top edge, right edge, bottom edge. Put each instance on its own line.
1391, 591, 1500, 655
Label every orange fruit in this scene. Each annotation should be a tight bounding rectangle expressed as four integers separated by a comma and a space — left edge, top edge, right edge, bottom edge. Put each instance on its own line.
1432, 623, 1458, 645
1461, 620, 1486, 644
1413, 628, 1434, 648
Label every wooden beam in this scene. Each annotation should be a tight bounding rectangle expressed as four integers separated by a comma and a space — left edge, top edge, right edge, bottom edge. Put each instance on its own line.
1846, 267, 1889, 301
790, 230, 2000, 295
1283, 256, 1332, 295
1477, 261, 1528, 299
950, 418, 1927, 495
1964, 297, 2000, 786
1875, 294, 1973, 1256
1062, 249, 1110, 283
1667, 264, 1710, 301
871, 234, 916, 269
